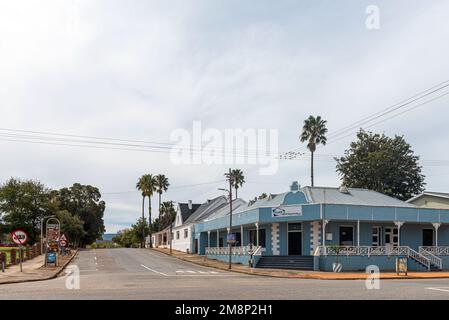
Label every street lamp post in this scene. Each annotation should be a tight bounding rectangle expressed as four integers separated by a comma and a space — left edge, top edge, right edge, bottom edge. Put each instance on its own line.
219, 168, 233, 270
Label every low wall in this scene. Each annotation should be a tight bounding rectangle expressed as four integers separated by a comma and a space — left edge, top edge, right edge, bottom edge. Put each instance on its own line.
206, 254, 262, 267
318, 255, 428, 272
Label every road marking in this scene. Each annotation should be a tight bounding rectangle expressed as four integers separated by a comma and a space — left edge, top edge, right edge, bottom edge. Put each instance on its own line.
209, 271, 219, 274
186, 270, 196, 274
176, 270, 185, 273
427, 287, 449, 293
140, 264, 169, 277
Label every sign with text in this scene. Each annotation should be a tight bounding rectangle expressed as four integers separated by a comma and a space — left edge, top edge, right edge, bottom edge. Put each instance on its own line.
227, 233, 237, 244
11, 229, 28, 245
271, 206, 302, 218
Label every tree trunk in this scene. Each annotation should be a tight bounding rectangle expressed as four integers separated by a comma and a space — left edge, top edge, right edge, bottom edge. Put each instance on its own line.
311, 151, 314, 187
148, 197, 153, 248
235, 188, 238, 199
141, 196, 145, 248
158, 192, 162, 231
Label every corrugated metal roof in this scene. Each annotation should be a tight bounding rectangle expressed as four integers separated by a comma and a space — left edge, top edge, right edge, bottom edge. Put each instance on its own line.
204, 198, 248, 220
183, 196, 228, 224
303, 186, 416, 207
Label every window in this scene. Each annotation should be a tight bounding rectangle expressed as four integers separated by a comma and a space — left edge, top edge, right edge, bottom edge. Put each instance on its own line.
372, 227, 381, 246
184, 229, 188, 238
176, 231, 180, 240
249, 229, 266, 247
288, 223, 302, 232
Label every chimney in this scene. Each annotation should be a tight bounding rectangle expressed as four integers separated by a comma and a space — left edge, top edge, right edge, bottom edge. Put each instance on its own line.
188, 200, 193, 210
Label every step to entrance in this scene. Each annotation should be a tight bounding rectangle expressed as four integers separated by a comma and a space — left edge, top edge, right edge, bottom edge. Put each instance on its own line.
256, 256, 314, 270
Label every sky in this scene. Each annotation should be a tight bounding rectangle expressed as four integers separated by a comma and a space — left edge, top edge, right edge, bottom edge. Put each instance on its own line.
1, 0, 449, 233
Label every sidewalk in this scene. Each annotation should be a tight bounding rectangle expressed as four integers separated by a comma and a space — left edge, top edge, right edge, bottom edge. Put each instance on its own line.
152, 247, 449, 280
0, 251, 77, 285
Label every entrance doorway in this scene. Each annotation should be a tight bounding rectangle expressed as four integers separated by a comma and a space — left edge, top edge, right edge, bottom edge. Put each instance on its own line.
422, 229, 434, 246
288, 223, 302, 255
384, 227, 398, 247
339, 226, 354, 246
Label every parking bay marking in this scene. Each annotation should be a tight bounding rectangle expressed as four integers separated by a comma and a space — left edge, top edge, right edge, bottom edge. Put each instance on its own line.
426, 287, 449, 293
141, 264, 169, 277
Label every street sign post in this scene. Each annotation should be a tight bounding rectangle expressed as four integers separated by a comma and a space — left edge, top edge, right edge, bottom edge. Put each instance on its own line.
59, 234, 68, 255
11, 230, 28, 272
45, 218, 61, 267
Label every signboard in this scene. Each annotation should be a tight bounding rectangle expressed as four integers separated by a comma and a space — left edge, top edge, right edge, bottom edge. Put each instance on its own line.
272, 206, 302, 218
227, 233, 237, 244
46, 224, 60, 242
60, 234, 68, 242
396, 257, 408, 276
60, 240, 67, 247
11, 230, 28, 245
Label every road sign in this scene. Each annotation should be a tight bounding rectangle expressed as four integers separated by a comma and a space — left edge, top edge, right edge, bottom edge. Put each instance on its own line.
60, 240, 67, 247
11, 230, 28, 245
227, 233, 237, 244
60, 234, 67, 242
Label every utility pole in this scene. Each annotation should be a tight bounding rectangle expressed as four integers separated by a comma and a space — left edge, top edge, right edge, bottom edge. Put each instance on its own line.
228, 168, 233, 270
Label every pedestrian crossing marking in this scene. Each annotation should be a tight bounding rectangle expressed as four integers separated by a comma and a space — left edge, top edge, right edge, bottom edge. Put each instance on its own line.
175, 270, 220, 274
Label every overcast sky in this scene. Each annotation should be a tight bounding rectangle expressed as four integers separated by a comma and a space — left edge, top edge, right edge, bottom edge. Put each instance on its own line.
1, 0, 449, 233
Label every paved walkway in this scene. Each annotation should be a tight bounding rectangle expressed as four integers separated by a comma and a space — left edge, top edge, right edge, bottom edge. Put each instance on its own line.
152, 247, 449, 280
0, 252, 76, 285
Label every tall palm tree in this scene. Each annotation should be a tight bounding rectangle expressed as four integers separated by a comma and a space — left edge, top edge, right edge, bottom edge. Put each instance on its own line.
136, 176, 147, 248
224, 169, 245, 198
136, 174, 157, 248
155, 174, 170, 231
231, 169, 245, 198
300, 115, 328, 187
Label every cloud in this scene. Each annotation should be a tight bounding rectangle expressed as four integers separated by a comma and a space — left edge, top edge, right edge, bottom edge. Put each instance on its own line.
1, 1, 449, 232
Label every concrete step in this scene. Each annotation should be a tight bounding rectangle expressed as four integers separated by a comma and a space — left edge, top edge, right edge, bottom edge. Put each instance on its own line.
256, 256, 314, 270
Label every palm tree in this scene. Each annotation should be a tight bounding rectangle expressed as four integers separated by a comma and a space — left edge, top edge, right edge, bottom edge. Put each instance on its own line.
136, 174, 157, 248
136, 176, 147, 248
231, 169, 245, 198
155, 174, 170, 231
300, 115, 328, 187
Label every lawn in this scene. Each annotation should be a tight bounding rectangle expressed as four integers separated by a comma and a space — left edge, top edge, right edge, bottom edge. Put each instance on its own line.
0, 247, 28, 264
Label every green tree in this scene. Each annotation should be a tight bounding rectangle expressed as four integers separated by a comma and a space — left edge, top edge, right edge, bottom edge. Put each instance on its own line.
113, 218, 150, 248
0, 178, 56, 244
300, 115, 328, 187
55, 183, 106, 246
155, 174, 170, 231
57, 210, 85, 248
335, 130, 425, 201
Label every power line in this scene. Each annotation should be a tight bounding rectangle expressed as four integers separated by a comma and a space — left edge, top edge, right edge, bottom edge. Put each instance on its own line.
282, 79, 449, 156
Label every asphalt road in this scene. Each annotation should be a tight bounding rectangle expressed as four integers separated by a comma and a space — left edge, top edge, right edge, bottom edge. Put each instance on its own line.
2, 248, 449, 299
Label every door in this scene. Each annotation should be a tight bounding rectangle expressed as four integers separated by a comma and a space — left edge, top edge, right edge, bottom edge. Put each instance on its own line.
288, 232, 302, 255
288, 223, 302, 255
384, 227, 398, 247
339, 226, 354, 246
372, 227, 381, 246
422, 229, 434, 246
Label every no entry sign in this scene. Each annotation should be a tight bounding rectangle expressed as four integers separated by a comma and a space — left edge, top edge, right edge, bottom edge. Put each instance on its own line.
11, 229, 28, 245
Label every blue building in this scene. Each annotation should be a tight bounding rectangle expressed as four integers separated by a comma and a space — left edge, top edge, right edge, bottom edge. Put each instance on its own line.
193, 185, 449, 272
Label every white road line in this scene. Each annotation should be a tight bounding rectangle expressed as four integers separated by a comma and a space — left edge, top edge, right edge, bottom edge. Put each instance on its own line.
209, 271, 219, 274
198, 271, 207, 274
140, 264, 169, 277
186, 270, 196, 274
426, 287, 449, 293
176, 270, 185, 273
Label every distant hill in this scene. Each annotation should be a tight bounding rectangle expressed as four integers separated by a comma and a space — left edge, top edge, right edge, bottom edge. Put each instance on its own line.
98, 233, 118, 242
